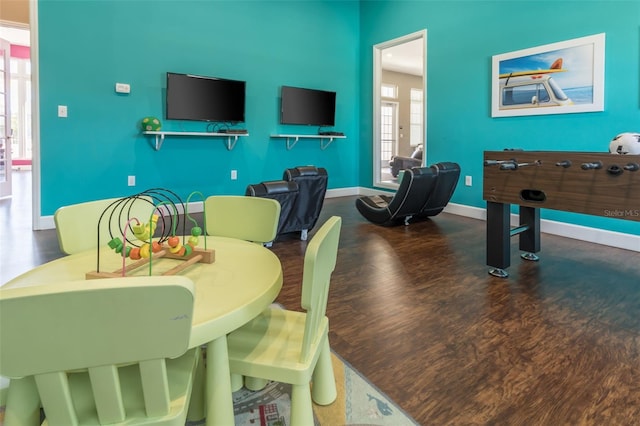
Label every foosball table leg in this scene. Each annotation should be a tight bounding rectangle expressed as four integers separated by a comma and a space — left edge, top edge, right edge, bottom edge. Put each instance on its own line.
519, 206, 540, 262
486, 201, 511, 277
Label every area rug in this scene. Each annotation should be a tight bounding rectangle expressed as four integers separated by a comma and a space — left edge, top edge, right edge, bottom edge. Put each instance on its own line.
0, 351, 417, 426
228, 351, 418, 426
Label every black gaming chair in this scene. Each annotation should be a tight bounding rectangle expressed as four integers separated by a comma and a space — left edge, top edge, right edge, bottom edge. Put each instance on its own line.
414, 162, 461, 218
245, 180, 299, 241
356, 162, 460, 226
356, 167, 438, 226
282, 166, 328, 240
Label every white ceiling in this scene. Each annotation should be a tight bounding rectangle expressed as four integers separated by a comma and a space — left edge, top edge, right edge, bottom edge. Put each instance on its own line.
381, 38, 423, 76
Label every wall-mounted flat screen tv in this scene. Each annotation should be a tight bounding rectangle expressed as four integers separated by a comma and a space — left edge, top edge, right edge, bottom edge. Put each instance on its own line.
166, 72, 246, 123
280, 86, 336, 127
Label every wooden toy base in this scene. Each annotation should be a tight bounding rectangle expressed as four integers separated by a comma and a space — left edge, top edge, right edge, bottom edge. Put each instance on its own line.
86, 248, 215, 280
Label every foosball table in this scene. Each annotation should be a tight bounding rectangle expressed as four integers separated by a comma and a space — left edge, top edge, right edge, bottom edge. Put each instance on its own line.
483, 150, 640, 277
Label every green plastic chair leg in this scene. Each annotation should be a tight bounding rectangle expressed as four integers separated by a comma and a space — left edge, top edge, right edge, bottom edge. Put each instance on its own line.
4, 376, 41, 426
230, 373, 243, 392
290, 383, 314, 426
244, 376, 268, 391
187, 352, 206, 422
311, 339, 337, 405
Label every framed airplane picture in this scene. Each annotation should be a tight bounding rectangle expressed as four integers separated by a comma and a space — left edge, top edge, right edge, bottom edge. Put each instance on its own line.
491, 33, 605, 118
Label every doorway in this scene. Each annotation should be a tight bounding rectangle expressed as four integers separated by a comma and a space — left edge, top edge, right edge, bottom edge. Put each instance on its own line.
373, 30, 426, 188
0, 5, 39, 229
0, 24, 31, 201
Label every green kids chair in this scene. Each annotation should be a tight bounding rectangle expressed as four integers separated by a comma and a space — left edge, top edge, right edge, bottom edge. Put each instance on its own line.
204, 195, 281, 246
0, 276, 199, 426
226, 216, 342, 425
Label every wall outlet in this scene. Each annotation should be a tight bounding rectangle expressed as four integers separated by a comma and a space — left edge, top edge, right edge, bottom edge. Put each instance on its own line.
115, 83, 131, 94
230, 170, 237, 180
58, 105, 68, 118
128, 175, 136, 186
465, 175, 472, 186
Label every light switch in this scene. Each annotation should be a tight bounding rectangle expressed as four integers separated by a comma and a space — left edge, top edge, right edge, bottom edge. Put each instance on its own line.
58, 105, 68, 118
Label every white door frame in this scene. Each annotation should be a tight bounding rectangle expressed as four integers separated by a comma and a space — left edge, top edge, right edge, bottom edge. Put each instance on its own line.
0, 37, 11, 198
29, 0, 42, 229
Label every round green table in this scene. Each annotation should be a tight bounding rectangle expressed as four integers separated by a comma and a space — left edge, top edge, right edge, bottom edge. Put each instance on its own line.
1, 236, 283, 425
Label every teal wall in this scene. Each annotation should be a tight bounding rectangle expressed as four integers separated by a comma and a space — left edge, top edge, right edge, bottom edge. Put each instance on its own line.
38, 0, 639, 237
38, 0, 360, 214
359, 0, 640, 236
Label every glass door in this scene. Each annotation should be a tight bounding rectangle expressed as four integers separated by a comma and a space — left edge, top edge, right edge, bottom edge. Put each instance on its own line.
380, 102, 398, 180
0, 38, 12, 198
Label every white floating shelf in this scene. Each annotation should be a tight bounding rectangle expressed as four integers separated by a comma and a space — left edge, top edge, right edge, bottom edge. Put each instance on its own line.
270, 134, 346, 150
142, 131, 248, 151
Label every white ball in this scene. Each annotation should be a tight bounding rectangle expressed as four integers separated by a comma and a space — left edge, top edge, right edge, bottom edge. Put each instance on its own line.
609, 132, 640, 155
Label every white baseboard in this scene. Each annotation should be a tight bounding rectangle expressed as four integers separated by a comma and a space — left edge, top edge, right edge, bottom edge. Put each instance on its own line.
37, 187, 639, 252
37, 215, 54, 230
443, 202, 640, 252
325, 187, 365, 198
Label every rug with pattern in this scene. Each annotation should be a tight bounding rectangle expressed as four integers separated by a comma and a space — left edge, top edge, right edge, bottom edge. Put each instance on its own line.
228, 351, 418, 426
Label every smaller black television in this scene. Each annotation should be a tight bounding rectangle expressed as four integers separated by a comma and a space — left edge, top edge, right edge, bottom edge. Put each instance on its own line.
166, 72, 246, 123
280, 86, 336, 127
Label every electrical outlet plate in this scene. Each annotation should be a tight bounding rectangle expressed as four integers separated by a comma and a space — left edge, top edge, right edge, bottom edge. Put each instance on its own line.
465, 175, 472, 186
115, 83, 131, 94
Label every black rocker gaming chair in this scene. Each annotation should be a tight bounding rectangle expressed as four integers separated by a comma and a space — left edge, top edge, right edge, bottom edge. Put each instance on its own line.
413, 162, 461, 218
356, 162, 460, 226
245, 180, 299, 239
282, 166, 328, 240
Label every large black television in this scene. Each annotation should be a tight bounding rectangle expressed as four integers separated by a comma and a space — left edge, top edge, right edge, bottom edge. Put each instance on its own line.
280, 86, 336, 127
166, 72, 246, 123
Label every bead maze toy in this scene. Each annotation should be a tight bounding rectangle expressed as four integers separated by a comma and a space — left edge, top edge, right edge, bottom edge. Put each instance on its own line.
86, 188, 214, 279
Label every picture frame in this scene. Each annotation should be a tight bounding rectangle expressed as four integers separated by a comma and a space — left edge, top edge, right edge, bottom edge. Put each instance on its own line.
491, 33, 605, 118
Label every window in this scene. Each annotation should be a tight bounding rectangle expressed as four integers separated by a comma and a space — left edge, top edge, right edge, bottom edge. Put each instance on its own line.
502, 83, 550, 106
380, 103, 395, 163
381, 84, 397, 99
409, 89, 422, 147
10, 56, 31, 160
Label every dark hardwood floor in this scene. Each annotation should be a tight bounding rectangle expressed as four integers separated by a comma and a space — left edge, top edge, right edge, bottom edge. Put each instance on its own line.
275, 199, 640, 425
3, 170, 640, 425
